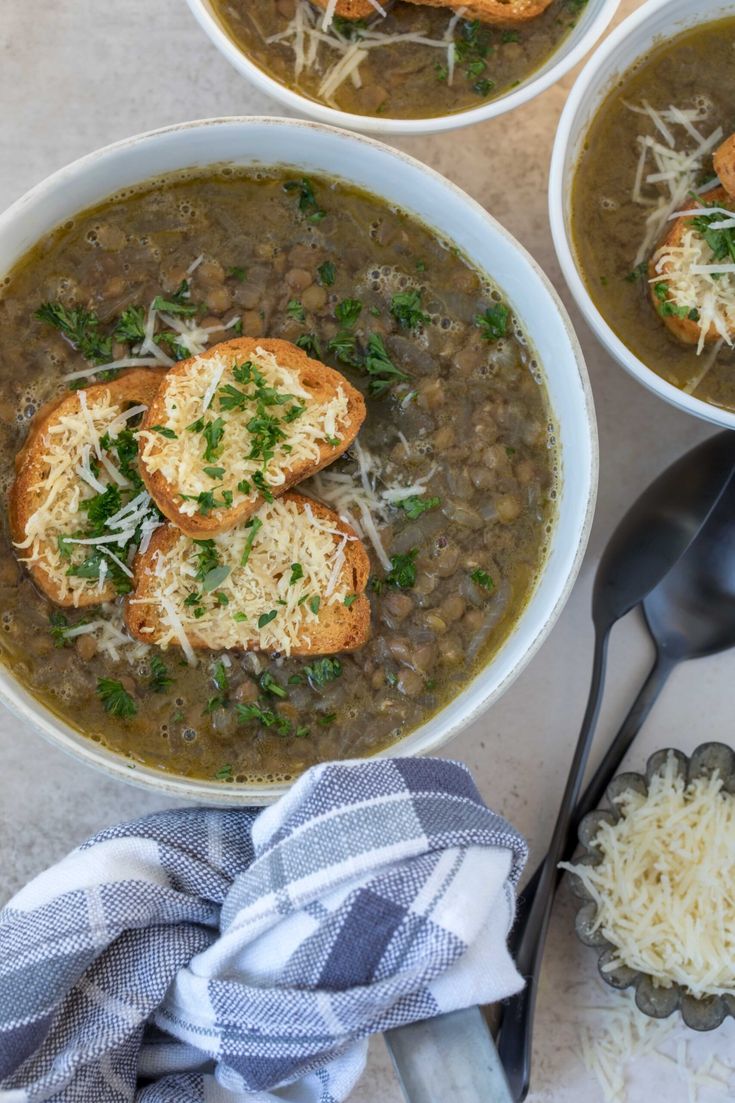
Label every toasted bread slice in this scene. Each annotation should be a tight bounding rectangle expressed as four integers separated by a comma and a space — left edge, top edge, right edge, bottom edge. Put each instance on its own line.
310, 0, 381, 19
138, 338, 366, 540
10, 369, 166, 608
403, 0, 554, 24
714, 133, 735, 202
125, 492, 371, 659
649, 186, 735, 347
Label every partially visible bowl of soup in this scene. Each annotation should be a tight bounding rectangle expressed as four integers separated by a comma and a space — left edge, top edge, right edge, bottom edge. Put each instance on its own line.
550, 0, 735, 427
184, 0, 621, 134
0, 118, 596, 803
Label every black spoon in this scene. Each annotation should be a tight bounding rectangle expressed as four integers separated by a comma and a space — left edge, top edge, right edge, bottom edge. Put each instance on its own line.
495, 431, 735, 1102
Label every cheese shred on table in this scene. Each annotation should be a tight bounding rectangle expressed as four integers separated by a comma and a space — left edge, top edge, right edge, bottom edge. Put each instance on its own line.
561, 753, 735, 999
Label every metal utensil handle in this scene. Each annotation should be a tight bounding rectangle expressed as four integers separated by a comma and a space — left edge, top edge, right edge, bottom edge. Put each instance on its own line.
386, 1007, 513, 1103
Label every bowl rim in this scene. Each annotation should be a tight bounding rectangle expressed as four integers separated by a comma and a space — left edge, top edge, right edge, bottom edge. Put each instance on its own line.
0, 115, 598, 804
549, 0, 735, 431
183, 0, 622, 136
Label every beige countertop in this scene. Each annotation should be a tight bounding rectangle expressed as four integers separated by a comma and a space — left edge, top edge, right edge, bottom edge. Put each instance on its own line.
1, 2, 734, 1100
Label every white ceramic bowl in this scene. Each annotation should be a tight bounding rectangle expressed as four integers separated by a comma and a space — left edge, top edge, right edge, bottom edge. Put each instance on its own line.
0, 117, 597, 803
550, 0, 735, 430
185, 0, 620, 136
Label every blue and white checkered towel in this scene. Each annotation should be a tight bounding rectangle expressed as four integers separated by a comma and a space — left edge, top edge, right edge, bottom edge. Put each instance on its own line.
0, 757, 527, 1103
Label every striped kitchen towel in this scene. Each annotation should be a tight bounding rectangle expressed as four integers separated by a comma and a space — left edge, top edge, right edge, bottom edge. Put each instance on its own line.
0, 757, 527, 1103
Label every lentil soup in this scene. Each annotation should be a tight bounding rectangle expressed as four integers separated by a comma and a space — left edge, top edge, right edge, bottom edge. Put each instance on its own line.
0, 168, 556, 784
210, 0, 590, 119
570, 18, 735, 410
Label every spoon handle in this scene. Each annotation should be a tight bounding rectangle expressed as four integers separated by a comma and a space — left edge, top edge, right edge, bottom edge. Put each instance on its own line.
495, 625, 611, 1102
509, 647, 677, 955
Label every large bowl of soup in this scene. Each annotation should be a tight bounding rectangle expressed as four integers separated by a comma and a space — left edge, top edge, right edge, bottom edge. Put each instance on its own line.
184, 0, 621, 134
550, 0, 735, 427
0, 118, 596, 803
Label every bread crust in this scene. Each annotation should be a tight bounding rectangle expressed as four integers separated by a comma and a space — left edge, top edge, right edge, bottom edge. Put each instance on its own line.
403, 0, 554, 24
648, 185, 734, 346
714, 133, 735, 203
139, 337, 366, 539
125, 492, 371, 656
10, 369, 166, 608
310, 0, 380, 18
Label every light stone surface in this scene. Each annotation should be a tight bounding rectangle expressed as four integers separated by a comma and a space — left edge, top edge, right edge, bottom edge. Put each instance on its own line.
1, 2, 734, 1100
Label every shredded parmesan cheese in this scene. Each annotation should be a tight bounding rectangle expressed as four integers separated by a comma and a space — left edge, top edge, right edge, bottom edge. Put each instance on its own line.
561, 753, 735, 999
626, 99, 724, 267
269, 1, 465, 107
138, 345, 350, 518
130, 497, 354, 659
651, 226, 735, 353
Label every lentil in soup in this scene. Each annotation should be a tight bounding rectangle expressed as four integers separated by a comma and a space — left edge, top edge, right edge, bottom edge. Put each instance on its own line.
571, 18, 735, 410
0, 168, 556, 784
211, 0, 589, 119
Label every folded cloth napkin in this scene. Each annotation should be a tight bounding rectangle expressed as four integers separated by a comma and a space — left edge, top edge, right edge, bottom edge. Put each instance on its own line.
0, 757, 527, 1103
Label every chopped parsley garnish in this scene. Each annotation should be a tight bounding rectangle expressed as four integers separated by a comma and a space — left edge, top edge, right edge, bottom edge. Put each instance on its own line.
470, 568, 494, 592
625, 262, 648, 284
303, 658, 342, 688
653, 282, 699, 321
287, 300, 306, 322
259, 671, 287, 698
202, 418, 225, 462
390, 290, 429, 330
150, 425, 177, 439
205, 660, 230, 712
237, 479, 251, 495
202, 564, 231, 592
691, 203, 735, 265
215, 764, 233, 780
194, 540, 220, 581
103, 427, 141, 486
241, 516, 263, 567
295, 726, 310, 739
398, 495, 440, 520
236, 701, 291, 735
252, 471, 274, 503
283, 178, 327, 223
258, 610, 278, 628
343, 594, 358, 608
203, 465, 225, 480
79, 484, 122, 534
296, 333, 323, 358
218, 384, 247, 411
335, 298, 362, 328
363, 333, 408, 396
148, 655, 173, 692
187, 416, 205, 434
115, 306, 146, 344
475, 302, 510, 341
227, 266, 247, 281
501, 29, 520, 43
96, 677, 137, 718
318, 261, 336, 286
49, 611, 71, 648
317, 713, 337, 727
233, 611, 248, 623
385, 549, 418, 590
180, 489, 231, 516
289, 562, 304, 584
309, 595, 321, 615
152, 280, 197, 316
36, 302, 113, 365
328, 331, 359, 366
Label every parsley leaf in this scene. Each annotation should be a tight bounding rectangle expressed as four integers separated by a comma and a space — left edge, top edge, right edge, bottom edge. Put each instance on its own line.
36, 302, 113, 365
114, 306, 146, 344
202, 418, 225, 462
290, 562, 304, 584
390, 290, 429, 330
150, 425, 177, 439
259, 671, 287, 698
385, 549, 418, 590
96, 677, 137, 718
475, 303, 509, 341
470, 568, 494, 592
398, 495, 440, 520
283, 178, 327, 223
241, 516, 263, 567
318, 261, 336, 286
364, 333, 408, 396
335, 298, 362, 328
303, 658, 342, 688
287, 300, 306, 321
149, 655, 173, 692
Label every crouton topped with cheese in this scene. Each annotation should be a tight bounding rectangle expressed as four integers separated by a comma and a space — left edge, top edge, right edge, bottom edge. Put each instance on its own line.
138, 337, 366, 539
125, 492, 371, 661
9, 369, 165, 608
